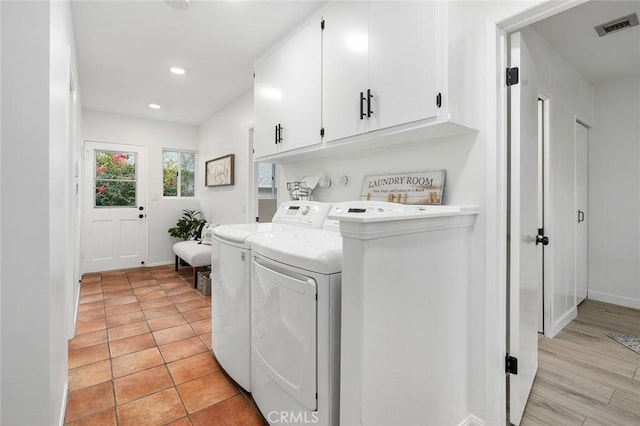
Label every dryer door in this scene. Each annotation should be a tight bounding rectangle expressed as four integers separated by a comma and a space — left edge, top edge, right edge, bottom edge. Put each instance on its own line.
252, 257, 317, 410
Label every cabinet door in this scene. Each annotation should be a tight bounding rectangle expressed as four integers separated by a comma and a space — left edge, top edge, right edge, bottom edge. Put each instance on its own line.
254, 48, 284, 158
322, 1, 369, 143
279, 20, 322, 152
368, 1, 438, 130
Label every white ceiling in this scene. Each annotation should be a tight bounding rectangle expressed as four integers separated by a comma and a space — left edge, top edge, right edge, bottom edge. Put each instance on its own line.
530, 0, 640, 85
71, 0, 325, 125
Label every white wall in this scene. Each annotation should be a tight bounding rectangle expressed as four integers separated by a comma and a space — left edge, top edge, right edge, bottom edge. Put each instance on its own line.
1, 0, 80, 423
197, 91, 254, 225
520, 27, 594, 336
589, 76, 640, 308
0, 1, 3, 417
82, 111, 201, 266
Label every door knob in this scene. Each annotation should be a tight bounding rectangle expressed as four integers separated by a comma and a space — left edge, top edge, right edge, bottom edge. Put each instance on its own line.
139, 206, 144, 211
536, 235, 549, 246
138, 214, 144, 219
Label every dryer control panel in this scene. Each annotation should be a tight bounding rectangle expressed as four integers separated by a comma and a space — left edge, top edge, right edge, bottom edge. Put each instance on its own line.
272, 201, 332, 228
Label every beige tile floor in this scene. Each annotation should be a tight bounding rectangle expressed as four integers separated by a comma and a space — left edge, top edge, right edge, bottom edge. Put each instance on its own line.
65, 265, 266, 426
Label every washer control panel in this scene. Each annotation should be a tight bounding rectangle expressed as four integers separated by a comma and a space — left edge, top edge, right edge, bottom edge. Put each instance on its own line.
324, 201, 412, 231
272, 201, 332, 228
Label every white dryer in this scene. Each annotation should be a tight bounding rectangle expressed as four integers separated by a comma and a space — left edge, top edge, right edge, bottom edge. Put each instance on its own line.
211, 201, 332, 392
249, 201, 411, 426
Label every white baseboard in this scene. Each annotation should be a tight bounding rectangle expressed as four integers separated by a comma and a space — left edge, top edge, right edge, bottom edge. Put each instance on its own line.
551, 306, 577, 337
146, 260, 174, 268
588, 291, 640, 310
458, 414, 485, 426
58, 382, 68, 426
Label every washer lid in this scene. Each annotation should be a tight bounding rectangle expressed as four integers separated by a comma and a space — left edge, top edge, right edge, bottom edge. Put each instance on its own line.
213, 223, 297, 246
250, 230, 342, 274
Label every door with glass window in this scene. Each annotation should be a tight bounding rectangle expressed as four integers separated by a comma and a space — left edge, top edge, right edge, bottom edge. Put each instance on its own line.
82, 141, 147, 273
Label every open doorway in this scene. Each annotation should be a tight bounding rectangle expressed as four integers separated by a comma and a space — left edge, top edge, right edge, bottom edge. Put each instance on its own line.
502, 1, 640, 424
249, 127, 279, 223
256, 162, 278, 222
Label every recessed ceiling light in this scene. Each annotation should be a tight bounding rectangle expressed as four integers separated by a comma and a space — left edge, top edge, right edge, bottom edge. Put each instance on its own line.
149, 103, 161, 110
170, 67, 186, 75
166, 0, 189, 10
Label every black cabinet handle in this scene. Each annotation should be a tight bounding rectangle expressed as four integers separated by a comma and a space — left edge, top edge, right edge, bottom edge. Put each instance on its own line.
367, 89, 373, 118
275, 125, 278, 145
138, 214, 144, 219
277, 124, 283, 144
577, 210, 585, 223
138, 206, 144, 211
360, 92, 366, 120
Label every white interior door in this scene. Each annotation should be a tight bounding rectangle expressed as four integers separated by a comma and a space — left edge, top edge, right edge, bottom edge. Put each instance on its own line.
509, 31, 540, 426
82, 141, 147, 273
575, 122, 589, 304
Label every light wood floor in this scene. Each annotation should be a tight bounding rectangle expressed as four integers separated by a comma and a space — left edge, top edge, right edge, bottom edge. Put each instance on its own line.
521, 299, 640, 425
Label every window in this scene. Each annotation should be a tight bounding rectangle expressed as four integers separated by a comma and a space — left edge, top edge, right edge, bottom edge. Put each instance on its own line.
163, 150, 195, 197
95, 150, 137, 207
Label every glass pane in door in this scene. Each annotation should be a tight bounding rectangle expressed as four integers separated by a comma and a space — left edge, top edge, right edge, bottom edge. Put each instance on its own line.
94, 150, 137, 207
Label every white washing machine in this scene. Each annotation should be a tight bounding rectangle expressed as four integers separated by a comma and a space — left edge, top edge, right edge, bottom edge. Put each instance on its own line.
249, 201, 411, 426
211, 201, 332, 392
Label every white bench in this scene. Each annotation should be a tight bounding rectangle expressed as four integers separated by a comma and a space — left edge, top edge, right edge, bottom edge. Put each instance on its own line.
173, 241, 211, 286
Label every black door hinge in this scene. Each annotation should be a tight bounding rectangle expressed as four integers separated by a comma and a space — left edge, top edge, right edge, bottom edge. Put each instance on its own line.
506, 67, 519, 86
505, 354, 518, 374
321, 19, 325, 30
436, 92, 442, 108
320, 127, 325, 137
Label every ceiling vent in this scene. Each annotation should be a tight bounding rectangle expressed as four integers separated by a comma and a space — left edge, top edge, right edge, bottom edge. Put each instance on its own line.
595, 13, 639, 37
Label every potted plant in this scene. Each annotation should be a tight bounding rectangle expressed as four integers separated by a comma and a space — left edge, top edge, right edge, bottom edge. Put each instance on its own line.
168, 209, 205, 241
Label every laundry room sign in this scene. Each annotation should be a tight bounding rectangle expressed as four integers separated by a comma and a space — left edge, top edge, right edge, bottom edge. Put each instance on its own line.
360, 170, 446, 205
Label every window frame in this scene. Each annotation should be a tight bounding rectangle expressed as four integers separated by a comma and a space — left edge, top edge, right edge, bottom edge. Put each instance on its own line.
162, 149, 197, 198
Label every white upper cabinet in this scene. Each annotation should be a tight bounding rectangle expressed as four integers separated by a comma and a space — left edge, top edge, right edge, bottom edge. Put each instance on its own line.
321, 1, 369, 142
253, 1, 475, 163
254, 46, 283, 158
322, 1, 439, 143
368, 1, 437, 131
254, 19, 322, 159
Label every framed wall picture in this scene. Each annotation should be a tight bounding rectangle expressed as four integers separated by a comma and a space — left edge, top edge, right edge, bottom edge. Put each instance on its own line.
205, 154, 234, 187
360, 170, 446, 205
